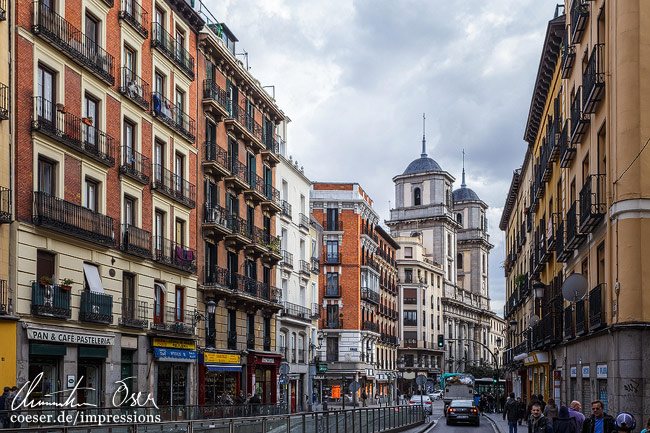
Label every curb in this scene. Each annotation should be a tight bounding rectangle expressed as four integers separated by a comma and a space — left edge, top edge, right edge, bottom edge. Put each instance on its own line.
417, 418, 437, 433
484, 415, 504, 433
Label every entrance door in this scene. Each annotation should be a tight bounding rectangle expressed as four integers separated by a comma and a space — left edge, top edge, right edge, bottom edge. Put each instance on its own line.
28, 359, 59, 404
120, 350, 134, 406
78, 362, 101, 407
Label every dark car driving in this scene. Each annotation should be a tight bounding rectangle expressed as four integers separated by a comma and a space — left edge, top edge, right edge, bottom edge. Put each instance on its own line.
447, 399, 480, 426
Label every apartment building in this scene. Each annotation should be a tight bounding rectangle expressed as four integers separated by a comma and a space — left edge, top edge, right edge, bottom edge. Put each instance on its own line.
13, 0, 203, 408
311, 183, 390, 402
502, 1, 650, 419
195, 10, 286, 406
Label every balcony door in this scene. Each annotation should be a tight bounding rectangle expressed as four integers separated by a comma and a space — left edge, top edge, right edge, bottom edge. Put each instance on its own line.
326, 337, 338, 362
326, 208, 338, 230
227, 251, 237, 291
326, 241, 338, 262
37, 65, 55, 122
154, 140, 164, 182
37, 250, 55, 285
155, 210, 164, 251
174, 152, 184, 194
122, 272, 135, 320
326, 304, 338, 327
84, 94, 99, 150
153, 282, 165, 324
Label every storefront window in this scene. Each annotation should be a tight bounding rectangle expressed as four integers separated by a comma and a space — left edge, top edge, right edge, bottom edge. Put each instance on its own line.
205, 371, 237, 405
157, 363, 188, 407
28, 358, 59, 404
255, 368, 272, 404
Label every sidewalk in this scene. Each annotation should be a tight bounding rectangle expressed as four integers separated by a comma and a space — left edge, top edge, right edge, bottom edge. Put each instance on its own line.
484, 412, 514, 433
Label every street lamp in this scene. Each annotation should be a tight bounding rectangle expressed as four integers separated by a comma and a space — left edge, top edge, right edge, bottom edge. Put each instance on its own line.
533, 280, 546, 298
509, 320, 518, 332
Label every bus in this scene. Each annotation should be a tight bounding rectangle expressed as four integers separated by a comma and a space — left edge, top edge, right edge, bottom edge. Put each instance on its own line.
474, 377, 506, 397
440, 373, 475, 414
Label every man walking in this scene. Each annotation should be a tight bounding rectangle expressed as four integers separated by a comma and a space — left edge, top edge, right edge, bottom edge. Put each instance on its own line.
569, 401, 586, 432
581, 401, 614, 433
504, 392, 520, 433
528, 402, 553, 433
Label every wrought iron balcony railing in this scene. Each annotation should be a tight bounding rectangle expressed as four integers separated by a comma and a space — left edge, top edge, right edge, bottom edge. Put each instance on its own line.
151, 22, 194, 79
33, 1, 115, 84
0, 186, 10, 223
152, 305, 194, 334
564, 306, 574, 339
203, 204, 232, 235
152, 163, 196, 208
280, 250, 293, 268
204, 142, 230, 176
575, 298, 587, 336
325, 253, 341, 264
119, 67, 150, 110
561, 29, 575, 79
570, 87, 589, 144
325, 284, 341, 297
227, 331, 237, 350
247, 333, 255, 350
565, 201, 585, 249
589, 283, 606, 331
0, 280, 7, 315
0, 0, 5, 21
204, 265, 230, 288
325, 220, 342, 231
311, 303, 321, 319
120, 224, 152, 259
229, 104, 263, 144
120, 145, 150, 184
119, 297, 148, 329
361, 287, 379, 304
299, 260, 310, 274
230, 274, 279, 303
151, 92, 196, 142
570, 0, 589, 44
559, 120, 575, 168
33, 96, 116, 167
323, 318, 343, 329
299, 213, 309, 229
202, 80, 229, 115
79, 290, 113, 324
31, 282, 71, 319
579, 174, 606, 232
119, 0, 148, 38
281, 301, 311, 322
583, 43, 605, 114
311, 258, 320, 274
280, 200, 292, 219
362, 321, 379, 333
153, 236, 197, 273
33, 191, 114, 246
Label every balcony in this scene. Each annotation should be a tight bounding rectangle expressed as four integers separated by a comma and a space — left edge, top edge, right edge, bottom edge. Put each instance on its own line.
231, 274, 280, 304
227, 331, 237, 350
561, 29, 575, 79
583, 44, 606, 113
151, 92, 196, 142
119, 67, 150, 110
403, 319, 417, 327
589, 284, 606, 331
119, 145, 150, 185
152, 164, 196, 208
555, 220, 573, 263
570, 87, 589, 144
203, 142, 230, 180
31, 282, 71, 319
0, 83, 7, 120
151, 22, 194, 79
325, 220, 343, 232
260, 134, 281, 167
245, 226, 270, 257
224, 105, 264, 153
203, 204, 232, 239
202, 80, 230, 122
204, 265, 230, 290
361, 287, 379, 305
559, 120, 575, 168
280, 200, 292, 220
224, 215, 252, 248
119, 298, 148, 329
281, 302, 311, 322
153, 236, 197, 273
579, 174, 606, 232
0, 280, 7, 315
325, 284, 341, 298
119, 0, 148, 38
263, 235, 282, 264
152, 305, 194, 335
299, 260, 310, 275
0, 186, 10, 223
33, 97, 116, 167
575, 299, 587, 336
224, 160, 249, 193
311, 303, 321, 319
79, 290, 113, 324
362, 321, 379, 333
311, 258, 320, 274
565, 201, 585, 249
280, 250, 293, 268
247, 334, 255, 350
299, 213, 310, 231
33, 192, 114, 246
325, 253, 341, 265
33, 1, 115, 84
120, 224, 152, 259
243, 173, 266, 204
322, 318, 343, 329
570, 0, 589, 44
261, 184, 282, 215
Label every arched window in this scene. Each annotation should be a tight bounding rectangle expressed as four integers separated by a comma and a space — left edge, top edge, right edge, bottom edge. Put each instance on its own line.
456, 213, 463, 226
457, 253, 463, 269
414, 187, 421, 206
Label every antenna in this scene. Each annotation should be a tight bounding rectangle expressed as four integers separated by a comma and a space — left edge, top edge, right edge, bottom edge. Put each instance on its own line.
421, 113, 427, 157
262, 85, 275, 99
235, 50, 250, 70
461, 149, 466, 188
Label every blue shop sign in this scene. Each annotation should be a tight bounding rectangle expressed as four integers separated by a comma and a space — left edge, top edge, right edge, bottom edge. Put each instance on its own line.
154, 348, 197, 361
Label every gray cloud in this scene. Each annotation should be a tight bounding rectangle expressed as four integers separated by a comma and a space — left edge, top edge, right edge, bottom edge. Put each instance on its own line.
204, 0, 558, 315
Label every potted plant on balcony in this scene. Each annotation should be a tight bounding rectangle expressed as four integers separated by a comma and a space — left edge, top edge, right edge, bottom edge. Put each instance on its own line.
59, 278, 75, 291
39, 276, 53, 286
56, 103, 67, 113
514, 273, 527, 288
82, 116, 93, 126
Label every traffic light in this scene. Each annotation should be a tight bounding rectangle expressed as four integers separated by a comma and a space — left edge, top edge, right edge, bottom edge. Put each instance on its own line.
437, 334, 444, 348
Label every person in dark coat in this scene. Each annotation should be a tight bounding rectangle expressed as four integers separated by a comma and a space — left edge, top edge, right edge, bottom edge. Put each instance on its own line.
581, 401, 614, 433
518, 397, 527, 425
504, 393, 520, 433
0, 387, 9, 429
529, 403, 553, 433
553, 406, 579, 433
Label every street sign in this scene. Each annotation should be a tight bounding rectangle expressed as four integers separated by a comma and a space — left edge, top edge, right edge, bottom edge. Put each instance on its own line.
279, 362, 290, 375
279, 374, 290, 385
416, 374, 427, 387
349, 381, 360, 392
317, 363, 329, 373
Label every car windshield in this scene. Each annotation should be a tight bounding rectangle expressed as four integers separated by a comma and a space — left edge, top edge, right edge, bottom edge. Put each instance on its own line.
450, 400, 474, 408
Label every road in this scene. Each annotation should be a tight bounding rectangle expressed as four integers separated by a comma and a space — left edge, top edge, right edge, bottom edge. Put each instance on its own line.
426, 400, 497, 433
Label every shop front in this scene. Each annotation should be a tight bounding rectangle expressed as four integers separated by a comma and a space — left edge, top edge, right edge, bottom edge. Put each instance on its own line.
246, 351, 280, 404
523, 351, 550, 402
199, 352, 242, 405
152, 337, 197, 418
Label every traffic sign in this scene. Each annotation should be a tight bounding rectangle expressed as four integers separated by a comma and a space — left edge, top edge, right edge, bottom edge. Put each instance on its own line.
416, 374, 427, 387
279, 374, 290, 385
279, 362, 290, 375
349, 381, 360, 392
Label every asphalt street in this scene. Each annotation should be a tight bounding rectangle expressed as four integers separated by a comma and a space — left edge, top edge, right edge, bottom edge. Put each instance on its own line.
413, 400, 497, 433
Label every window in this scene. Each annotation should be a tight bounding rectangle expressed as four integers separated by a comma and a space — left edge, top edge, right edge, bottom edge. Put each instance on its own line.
37, 65, 55, 121
84, 94, 99, 148
326, 208, 338, 230
457, 253, 463, 269
456, 213, 462, 226
154, 7, 164, 26
154, 71, 165, 96
85, 178, 98, 212
124, 45, 136, 76
326, 241, 338, 262
413, 187, 421, 206
404, 247, 412, 258
155, 210, 165, 249
326, 304, 339, 324
85, 12, 100, 47
404, 269, 413, 283
326, 273, 339, 296
154, 282, 165, 323
175, 286, 184, 321
36, 250, 56, 284
124, 119, 135, 166
175, 88, 184, 118
122, 273, 136, 316
175, 219, 185, 247
597, 242, 605, 285
403, 310, 417, 326
326, 337, 338, 362
174, 152, 184, 192
154, 141, 164, 182
38, 158, 56, 195
175, 27, 185, 55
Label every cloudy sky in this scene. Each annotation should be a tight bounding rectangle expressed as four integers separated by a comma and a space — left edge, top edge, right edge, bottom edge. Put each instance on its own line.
202, 0, 560, 315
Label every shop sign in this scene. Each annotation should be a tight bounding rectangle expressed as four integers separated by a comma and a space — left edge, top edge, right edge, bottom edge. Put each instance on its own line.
570, 367, 577, 378
154, 348, 197, 360
596, 364, 607, 378
317, 363, 329, 373
204, 353, 240, 364
582, 366, 590, 377
27, 328, 115, 346
152, 338, 195, 350
261, 357, 275, 364
313, 375, 325, 380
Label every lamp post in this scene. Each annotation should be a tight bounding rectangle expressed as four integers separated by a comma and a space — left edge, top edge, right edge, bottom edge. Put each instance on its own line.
397, 356, 405, 404
533, 280, 546, 319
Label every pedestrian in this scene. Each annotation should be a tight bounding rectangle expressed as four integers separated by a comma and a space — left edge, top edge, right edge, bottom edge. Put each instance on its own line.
553, 406, 579, 433
249, 393, 261, 416
569, 401, 586, 432
499, 393, 507, 413
504, 392, 520, 433
640, 417, 650, 433
614, 413, 636, 433
7, 386, 22, 429
518, 397, 527, 425
361, 391, 367, 407
528, 395, 540, 422
538, 395, 547, 412
489, 393, 496, 413
374, 392, 380, 407
0, 387, 9, 429
479, 393, 488, 416
581, 401, 614, 433
528, 402, 553, 433
544, 399, 559, 420
396, 389, 401, 405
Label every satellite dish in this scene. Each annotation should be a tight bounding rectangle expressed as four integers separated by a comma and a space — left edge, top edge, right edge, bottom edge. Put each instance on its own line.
530, 315, 539, 327
561, 273, 588, 302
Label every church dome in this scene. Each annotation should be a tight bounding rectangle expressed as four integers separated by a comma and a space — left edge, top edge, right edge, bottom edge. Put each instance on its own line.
453, 186, 480, 202
403, 156, 442, 175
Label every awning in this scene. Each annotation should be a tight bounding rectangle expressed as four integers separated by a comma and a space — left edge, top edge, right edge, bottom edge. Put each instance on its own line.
155, 282, 166, 293
206, 364, 242, 372
154, 348, 197, 363
83, 263, 104, 293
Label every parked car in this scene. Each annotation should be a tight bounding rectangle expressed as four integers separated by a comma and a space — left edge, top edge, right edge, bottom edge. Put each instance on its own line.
408, 395, 433, 413
447, 399, 479, 426
429, 390, 443, 400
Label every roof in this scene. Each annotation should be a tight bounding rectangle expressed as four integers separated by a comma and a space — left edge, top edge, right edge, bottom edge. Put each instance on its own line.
403, 157, 442, 175
375, 225, 400, 250
453, 187, 480, 202
498, 169, 522, 231
523, 15, 565, 145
